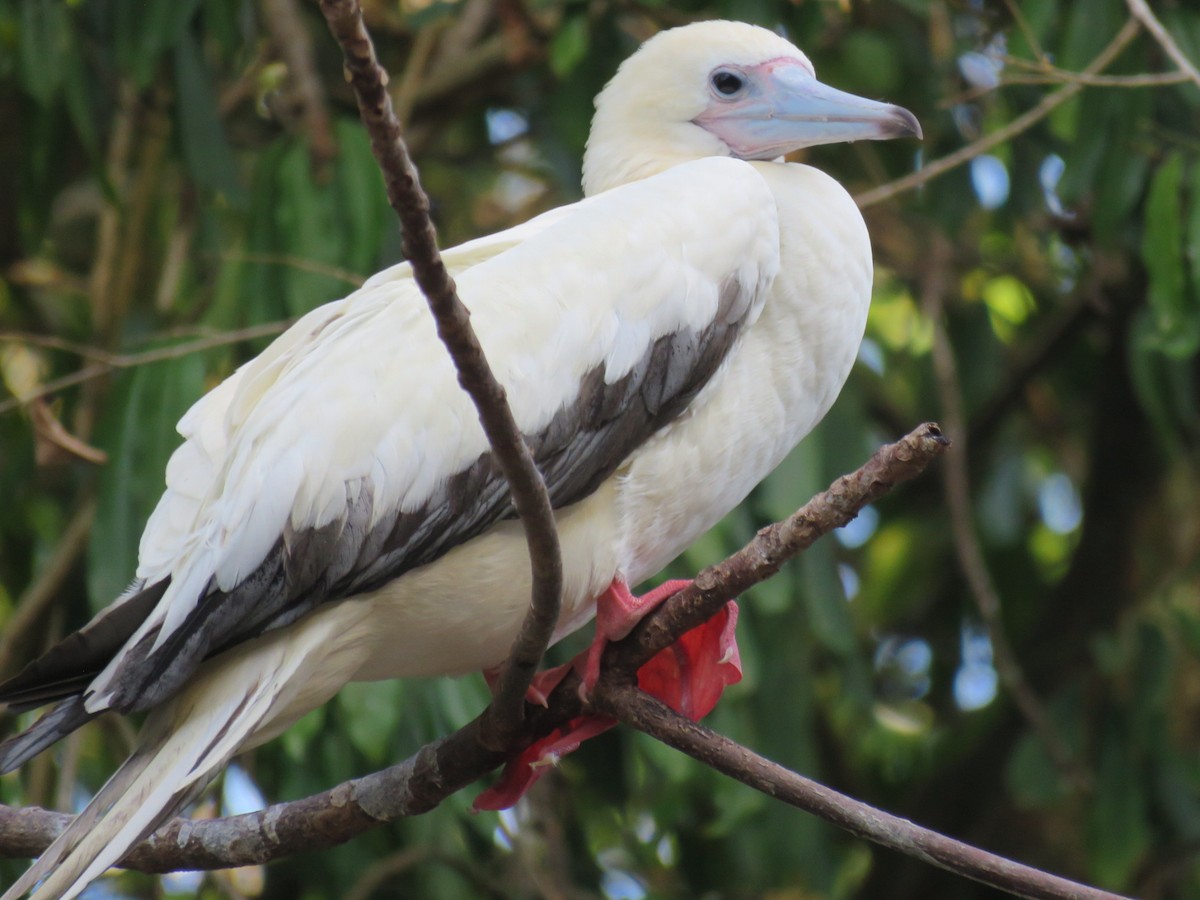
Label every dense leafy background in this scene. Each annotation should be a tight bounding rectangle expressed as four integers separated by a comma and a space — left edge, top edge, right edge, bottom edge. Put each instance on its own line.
2, 0, 1199, 897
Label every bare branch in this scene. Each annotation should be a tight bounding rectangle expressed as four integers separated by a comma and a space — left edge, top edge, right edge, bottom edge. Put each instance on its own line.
595, 685, 1132, 900
0, 323, 290, 416
1125, 0, 1200, 90
0, 424, 945, 872
1002, 0, 1050, 66
1001, 63, 1193, 88
215, 252, 366, 286
855, 18, 1141, 209
315, 0, 562, 750
602, 423, 950, 677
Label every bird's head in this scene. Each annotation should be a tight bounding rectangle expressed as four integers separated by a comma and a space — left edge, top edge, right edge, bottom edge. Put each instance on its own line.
582, 20, 921, 196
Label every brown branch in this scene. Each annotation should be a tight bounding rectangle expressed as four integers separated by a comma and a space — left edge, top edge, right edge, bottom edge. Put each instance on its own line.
1001, 65, 1193, 88
315, 0, 562, 750
1003, 0, 1050, 66
920, 237, 1089, 791
938, 62, 1188, 110
0, 424, 946, 872
602, 423, 950, 678
0, 323, 290, 416
1125, 0, 1200, 89
215, 252, 366, 286
593, 685, 1131, 900
855, 18, 1141, 209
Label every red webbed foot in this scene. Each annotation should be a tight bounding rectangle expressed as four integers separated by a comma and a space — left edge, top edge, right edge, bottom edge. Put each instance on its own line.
473, 578, 742, 811
582, 578, 693, 695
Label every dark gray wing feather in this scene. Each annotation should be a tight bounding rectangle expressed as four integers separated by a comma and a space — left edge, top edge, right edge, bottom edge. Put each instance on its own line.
0, 580, 167, 711
1, 280, 749, 724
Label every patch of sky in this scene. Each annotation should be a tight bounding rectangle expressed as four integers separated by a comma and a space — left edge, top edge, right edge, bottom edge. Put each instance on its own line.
493, 806, 520, 852
971, 155, 1010, 209
601, 870, 647, 900
1040, 153, 1070, 217
1038, 472, 1082, 534
836, 505, 878, 549
160, 870, 205, 897
222, 764, 265, 816
954, 619, 998, 711
875, 635, 933, 700
858, 337, 885, 376
485, 108, 528, 145
838, 563, 860, 601
958, 51, 1002, 89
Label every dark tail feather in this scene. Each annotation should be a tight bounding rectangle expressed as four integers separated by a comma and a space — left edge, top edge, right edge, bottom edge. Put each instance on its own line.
0, 697, 97, 775
0, 580, 166, 713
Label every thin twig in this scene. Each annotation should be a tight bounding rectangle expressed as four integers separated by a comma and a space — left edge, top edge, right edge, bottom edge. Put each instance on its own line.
937, 64, 1188, 112
29, 399, 108, 465
0, 323, 290, 416
1002, 69, 1192, 87
603, 424, 951, 676
1001, 53, 1194, 87
595, 685, 1130, 900
1003, 0, 1049, 66
0, 424, 946, 872
920, 237, 1090, 791
855, 18, 1141, 208
215, 251, 366, 286
1125, 0, 1200, 89
316, 0, 562, 751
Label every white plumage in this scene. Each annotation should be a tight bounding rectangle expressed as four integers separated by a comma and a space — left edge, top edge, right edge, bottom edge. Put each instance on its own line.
0, 20, 918, 899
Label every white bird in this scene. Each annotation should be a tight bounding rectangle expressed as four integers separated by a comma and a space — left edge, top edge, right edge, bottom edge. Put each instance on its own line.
0, 20, 918, 898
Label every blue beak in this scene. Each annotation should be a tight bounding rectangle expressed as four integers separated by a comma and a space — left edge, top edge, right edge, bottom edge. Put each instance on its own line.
696, 62, 921, 160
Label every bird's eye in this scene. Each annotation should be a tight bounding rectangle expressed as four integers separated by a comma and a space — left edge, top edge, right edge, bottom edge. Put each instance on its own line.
711, 69, 745, 97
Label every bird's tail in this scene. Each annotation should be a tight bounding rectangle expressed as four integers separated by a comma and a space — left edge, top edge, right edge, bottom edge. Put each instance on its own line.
3, 605, 368, 900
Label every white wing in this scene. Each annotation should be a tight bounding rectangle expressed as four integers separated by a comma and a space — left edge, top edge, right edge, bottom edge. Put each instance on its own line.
60, 157, 780, 711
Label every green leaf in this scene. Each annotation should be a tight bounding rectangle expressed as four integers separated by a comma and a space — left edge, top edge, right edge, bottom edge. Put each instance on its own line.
173, 29, 244, 201
1141, 153, 1199, 356
1087, 723, 1151, 888
800, 540, 856, 656
835, 31, 902, 97
62, 39, 97, 155
1187, 159, 1200, 328
549, 15, 589, 78
337, 680, 405, 764
1060, 0, 1124, 71
332, 120, 390, 274
274, 141, 345, 316
1006, 730, 1067, 809
1129, 309, 1192, 447
114, 0, 202, 88
88, 353, 207, 609
18, 0, 71, 106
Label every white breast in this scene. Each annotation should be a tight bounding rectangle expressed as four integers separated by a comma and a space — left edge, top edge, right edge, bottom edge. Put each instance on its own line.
347, 161, 871, 684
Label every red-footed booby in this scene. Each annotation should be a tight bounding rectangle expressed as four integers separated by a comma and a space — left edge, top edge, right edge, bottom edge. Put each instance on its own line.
0, 20, 919, 898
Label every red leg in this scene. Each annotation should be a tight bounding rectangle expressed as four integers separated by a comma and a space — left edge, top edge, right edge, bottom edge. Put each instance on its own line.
473, 577, 743, 811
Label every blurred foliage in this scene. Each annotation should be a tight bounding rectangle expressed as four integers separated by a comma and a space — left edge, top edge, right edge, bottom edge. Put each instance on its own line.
1, 0, 1199, 897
